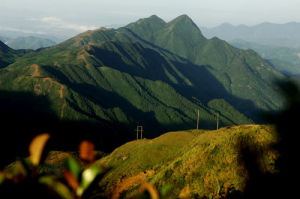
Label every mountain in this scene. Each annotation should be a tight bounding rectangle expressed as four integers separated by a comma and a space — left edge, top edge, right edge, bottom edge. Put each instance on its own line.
1, 27, 251, 131
3, 36, 56, 50
0, 15, 286, 150
201, 22, 300, 48
95, 124, 277, 198
126, 15, 284, 117
230, 40, 300, 76
0, 40, 28, 68
0, 36, 57, 50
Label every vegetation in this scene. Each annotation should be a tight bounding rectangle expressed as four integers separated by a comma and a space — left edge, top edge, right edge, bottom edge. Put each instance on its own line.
0, 124, 278, 199
0, 40, 28, 68
97, 125, 277, 198
0, 15, 298, 198
126, 15, 285, 119
0, 134, 104, 199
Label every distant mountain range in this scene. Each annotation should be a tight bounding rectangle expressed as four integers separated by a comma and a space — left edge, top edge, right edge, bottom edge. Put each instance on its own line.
0, 15, 285, 151
229, 40, 300, 76
0, 36, 56, 50
201, 22, 300, 48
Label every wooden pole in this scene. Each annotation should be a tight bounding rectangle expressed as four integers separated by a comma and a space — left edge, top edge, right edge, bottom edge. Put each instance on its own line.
136, 126, 144, 140
196, 109, 199, 130
141, 126, 143, 139
216, 113, 219, 130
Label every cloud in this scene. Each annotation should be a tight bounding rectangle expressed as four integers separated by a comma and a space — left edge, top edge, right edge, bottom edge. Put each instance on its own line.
40, 16, 62, 23
35, 16, 98, 32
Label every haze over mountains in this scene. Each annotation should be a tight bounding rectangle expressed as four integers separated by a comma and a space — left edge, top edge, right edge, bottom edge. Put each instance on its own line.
201, 22, 300, 48
200, 22, 300, 77
0, 36, 56, 50
0, 15, 286, 152
229, 40, 300, 77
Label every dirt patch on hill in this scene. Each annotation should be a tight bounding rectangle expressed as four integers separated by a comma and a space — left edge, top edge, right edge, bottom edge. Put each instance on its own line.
111, 169, 155, 199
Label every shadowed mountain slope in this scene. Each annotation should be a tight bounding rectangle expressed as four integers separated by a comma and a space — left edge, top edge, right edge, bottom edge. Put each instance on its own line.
0, 40, 31, 68
126, 15, 285, 119
0, 15, 286, 142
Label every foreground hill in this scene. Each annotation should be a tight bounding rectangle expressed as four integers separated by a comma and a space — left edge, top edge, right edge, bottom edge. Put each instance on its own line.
97, 124, 277, 198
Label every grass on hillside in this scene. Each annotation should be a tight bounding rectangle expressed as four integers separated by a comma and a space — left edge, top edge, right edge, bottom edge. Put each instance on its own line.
96, 124, 277, 198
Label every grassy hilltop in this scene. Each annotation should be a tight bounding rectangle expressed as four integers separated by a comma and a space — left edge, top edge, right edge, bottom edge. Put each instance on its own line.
96, 124, 277, 198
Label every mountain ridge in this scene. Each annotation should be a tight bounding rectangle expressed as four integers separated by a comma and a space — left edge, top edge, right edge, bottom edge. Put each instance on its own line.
0, 15, 286, 150
125, 15, 284, 117
201, 22, 300, 48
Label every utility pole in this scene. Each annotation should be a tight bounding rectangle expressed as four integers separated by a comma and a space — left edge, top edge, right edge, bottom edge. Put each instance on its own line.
135, 125, 144, 140
196, 109, 200, 130
216, 112, 220, 130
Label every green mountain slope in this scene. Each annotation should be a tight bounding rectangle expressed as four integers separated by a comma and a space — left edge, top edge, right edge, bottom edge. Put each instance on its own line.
0, 15, 286, 142
97, 125, 277, 198
0, 41, 29, 68
2, 26, 252, 135
126, 15, 285, 118
0, 41, 16, 68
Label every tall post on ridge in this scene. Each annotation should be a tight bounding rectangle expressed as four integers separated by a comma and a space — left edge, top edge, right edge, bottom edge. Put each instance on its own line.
216, 112, 219, 130
135, 125, 144, 140
196, 109, 200, 130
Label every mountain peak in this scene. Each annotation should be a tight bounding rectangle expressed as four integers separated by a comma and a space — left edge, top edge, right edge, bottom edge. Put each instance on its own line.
134, 15, 166, 26
149, 15, 164, 21
125, 15, 166, 36
169, 14, 195, 25
165, 14, 206, 42
174, 14, 192, 20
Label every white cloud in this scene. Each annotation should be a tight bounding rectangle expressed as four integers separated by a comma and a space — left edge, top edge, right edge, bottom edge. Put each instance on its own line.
35, 16, 98, 32
40, 16, 62, 23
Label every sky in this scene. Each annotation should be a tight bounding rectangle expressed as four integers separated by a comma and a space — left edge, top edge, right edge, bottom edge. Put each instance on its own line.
1, 0, 300, 39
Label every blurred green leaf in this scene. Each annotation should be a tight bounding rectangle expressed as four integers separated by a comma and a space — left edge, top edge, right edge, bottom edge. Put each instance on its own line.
160, 184, 172, 197
39, 176, 73, 199
77, 164, 102, 196
5, 160, 28, 180
0, 172, 5, 184
66, 158, 81, 180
